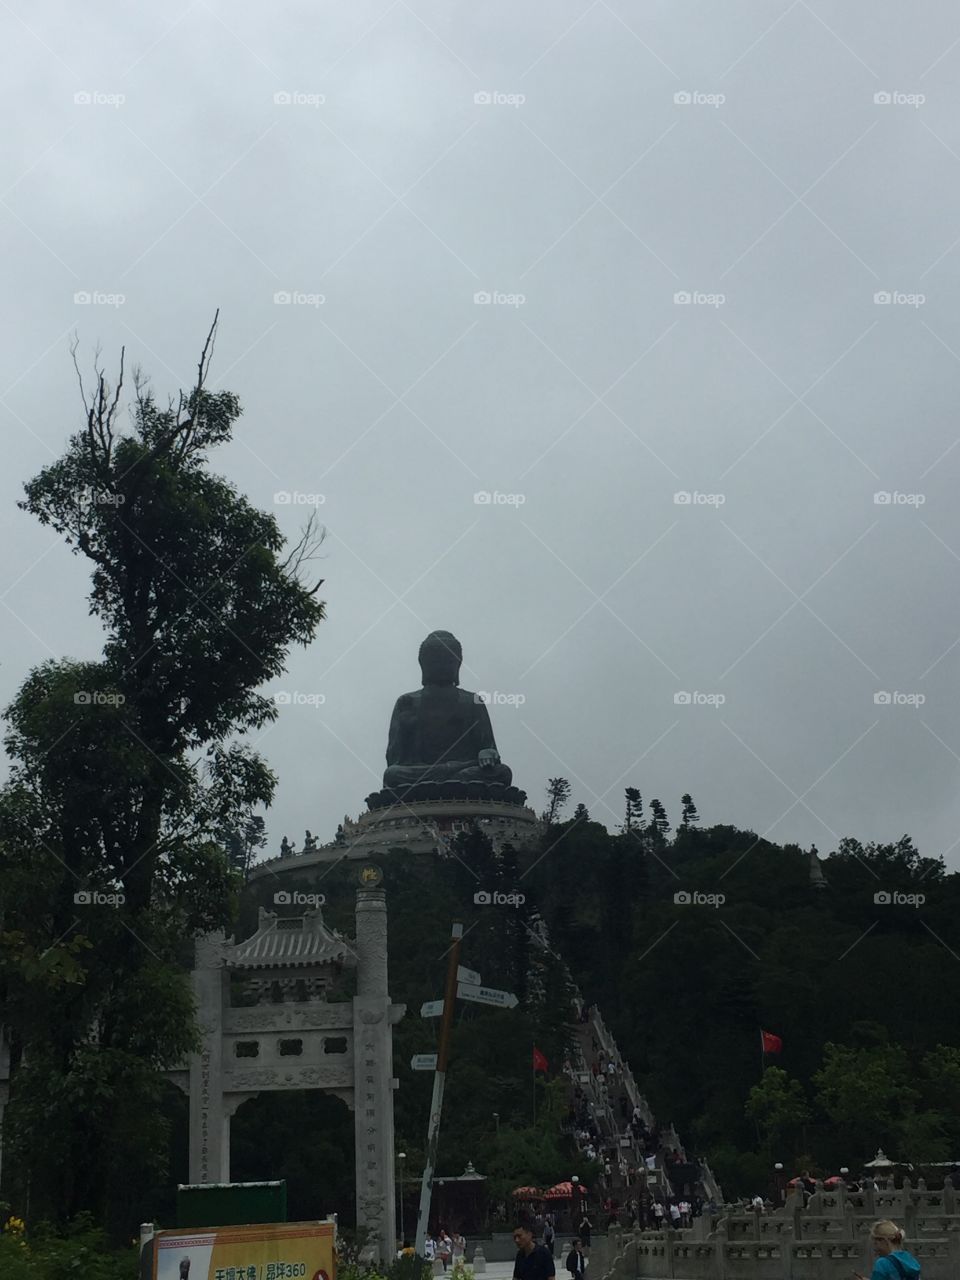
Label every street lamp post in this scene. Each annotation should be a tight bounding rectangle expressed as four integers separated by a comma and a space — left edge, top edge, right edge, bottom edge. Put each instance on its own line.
399, 1153, 406, 1245
493, 1112, 500, 1136
774, 1163, 784, 1207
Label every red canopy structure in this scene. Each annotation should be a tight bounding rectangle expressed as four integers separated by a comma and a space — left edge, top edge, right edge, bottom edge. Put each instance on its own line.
544, 1181, 576, 1199
512, 1186, 543, 1199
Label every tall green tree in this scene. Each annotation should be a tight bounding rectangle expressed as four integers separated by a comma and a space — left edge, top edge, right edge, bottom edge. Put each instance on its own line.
1, 321, 325, 1233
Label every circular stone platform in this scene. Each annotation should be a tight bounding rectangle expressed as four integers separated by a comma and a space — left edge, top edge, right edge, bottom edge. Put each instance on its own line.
247, 798, 541, 880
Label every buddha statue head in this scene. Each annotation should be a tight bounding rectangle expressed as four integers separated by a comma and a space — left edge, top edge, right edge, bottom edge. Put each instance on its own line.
418, 630, 462, 687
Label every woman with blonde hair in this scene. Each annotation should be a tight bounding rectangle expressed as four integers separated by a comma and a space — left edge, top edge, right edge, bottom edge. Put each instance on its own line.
853, 1220, 920, 1280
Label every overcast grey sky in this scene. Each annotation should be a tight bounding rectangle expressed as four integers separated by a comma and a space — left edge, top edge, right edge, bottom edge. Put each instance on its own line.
4, 0, 960, 866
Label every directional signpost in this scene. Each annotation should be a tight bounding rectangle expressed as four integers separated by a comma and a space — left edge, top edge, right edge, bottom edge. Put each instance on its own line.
413, 947, 518, 1256
456, 982, 518, 1009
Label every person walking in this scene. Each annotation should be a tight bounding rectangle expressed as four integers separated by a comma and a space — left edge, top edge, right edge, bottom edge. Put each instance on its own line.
452, 1234, 466, 1266
854, 1221, 921, 1280
652, 1201, 665, 1230
424, 1234, 437, 1265
543, 1217, 556, 1258
513, 1224, 557, 1280
565, 1240, 587, 1278
438, 1231, 453, 1270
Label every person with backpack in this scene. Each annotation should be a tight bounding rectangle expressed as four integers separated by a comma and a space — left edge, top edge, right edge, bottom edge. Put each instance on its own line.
853, 1220, 921, 1280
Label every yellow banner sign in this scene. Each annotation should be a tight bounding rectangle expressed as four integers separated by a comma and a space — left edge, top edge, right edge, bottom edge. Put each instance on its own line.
153, 1220, 336, 1280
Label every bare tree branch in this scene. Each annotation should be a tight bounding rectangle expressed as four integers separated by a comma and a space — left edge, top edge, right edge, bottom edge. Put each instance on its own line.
280, 510, 326, 592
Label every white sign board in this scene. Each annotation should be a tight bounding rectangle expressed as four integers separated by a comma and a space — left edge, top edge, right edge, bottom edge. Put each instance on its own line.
420, 1000, 444, 1018
456, 981, 518, 1009
411, 1053, 438, 1071
457, 964, 482, 987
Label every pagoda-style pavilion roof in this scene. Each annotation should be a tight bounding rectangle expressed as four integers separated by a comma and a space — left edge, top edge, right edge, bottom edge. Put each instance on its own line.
224, 908, 356, 970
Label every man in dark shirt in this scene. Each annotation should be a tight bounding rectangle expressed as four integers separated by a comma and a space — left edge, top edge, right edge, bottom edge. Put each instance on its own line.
565, 1239, 587, 1278
513, 1225, 557, 1280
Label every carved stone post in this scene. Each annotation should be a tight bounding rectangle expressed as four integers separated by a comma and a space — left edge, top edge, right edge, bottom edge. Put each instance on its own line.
353, 887, 397, 1263
188, 931, 228, 1183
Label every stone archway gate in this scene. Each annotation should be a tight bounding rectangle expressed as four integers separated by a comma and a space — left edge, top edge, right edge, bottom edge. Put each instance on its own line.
165, 886, 405, 1262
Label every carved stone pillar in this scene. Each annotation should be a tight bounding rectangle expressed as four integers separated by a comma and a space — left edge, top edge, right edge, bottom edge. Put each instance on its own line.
188, 931, 228, 1183
354, 888, 397, 1262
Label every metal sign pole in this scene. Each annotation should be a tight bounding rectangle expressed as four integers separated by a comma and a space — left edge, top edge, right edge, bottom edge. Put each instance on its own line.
414, 922, 462, 1256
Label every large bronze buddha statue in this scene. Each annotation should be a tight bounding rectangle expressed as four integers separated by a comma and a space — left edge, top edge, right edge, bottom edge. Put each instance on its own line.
365, 631, 525, 809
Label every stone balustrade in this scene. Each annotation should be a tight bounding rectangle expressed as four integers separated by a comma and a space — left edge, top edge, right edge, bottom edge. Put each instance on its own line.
606, 1224, 960, 1280
603, 1183, 960, 1280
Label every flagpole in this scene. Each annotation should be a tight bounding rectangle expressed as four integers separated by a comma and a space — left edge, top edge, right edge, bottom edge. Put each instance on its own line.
532, 1043, 537, 1127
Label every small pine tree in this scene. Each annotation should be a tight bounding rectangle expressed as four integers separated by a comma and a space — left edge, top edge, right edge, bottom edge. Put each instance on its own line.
220, 814, 267, 878
624, 787, 644, 833
573, 802, 590, 823
649, 798, 670, 838
679, 793, 700, 830
543, 777, 572, 825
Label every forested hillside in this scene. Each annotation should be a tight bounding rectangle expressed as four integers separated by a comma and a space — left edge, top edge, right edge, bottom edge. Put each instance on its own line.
238, 802, 960, 1216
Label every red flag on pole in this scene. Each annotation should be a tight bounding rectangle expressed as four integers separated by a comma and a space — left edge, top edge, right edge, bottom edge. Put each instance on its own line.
533, 1046, 549, 1073
760, 1030, 783, 1055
